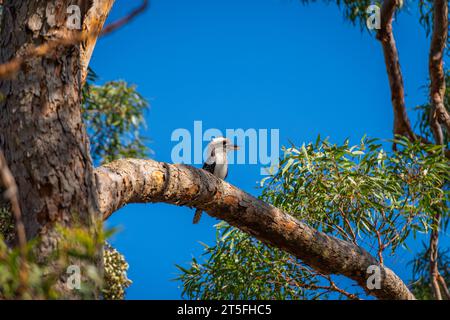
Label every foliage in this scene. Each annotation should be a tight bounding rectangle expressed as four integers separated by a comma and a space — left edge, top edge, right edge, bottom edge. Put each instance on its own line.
299, 0, 383, 30
0, 208, 132, 300
0, 223, 107, 299
262, 136, 449, 251
82, 70, 150, 164
175, 222, 322, 300
418, 0, 434, 35
0, 206, 14, 244
103, 243, 132, 300
177, 137, 450, 299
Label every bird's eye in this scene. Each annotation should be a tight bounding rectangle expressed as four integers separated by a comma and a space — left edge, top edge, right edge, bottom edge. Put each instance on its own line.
222, 141, 226, 146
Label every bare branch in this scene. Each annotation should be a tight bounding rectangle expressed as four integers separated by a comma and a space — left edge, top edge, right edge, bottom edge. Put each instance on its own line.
284, 273, 360, 300
438, 274, 450, 299
81, 0, 150, 84
101, 0, 149, 36
376, 0, 416, 141
0, 1, 146, 84
375, 0, 450, 158
429, 215, 442, 300
0, 150, 27, 295
428, 0, 449, 301
95, 158, 416, 300
429, 0, 450, 145
0, 30, 97, 79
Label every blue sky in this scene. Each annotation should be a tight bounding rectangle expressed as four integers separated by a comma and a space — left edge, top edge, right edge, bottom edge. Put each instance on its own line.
91, 0, 448, 299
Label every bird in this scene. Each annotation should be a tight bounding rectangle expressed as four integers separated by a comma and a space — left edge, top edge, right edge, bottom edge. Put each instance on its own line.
193, 136, 239, 224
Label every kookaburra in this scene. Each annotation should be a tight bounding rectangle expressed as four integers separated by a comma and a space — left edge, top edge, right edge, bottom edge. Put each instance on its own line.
193, 136, 239, 224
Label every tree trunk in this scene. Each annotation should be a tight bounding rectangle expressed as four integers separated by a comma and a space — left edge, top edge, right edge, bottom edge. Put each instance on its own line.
0, 0, 98, 265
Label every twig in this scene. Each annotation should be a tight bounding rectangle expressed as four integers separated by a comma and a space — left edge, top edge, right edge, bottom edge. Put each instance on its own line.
0, 151, 27, 295
280, 267, 360, 300
101, 0, 149, 36
0, 30, 92, 79
338, 204, 357, 244
375, 229, 384, 265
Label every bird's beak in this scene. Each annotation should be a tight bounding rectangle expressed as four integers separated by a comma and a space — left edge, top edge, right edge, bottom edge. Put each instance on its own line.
232, 144, 239, 151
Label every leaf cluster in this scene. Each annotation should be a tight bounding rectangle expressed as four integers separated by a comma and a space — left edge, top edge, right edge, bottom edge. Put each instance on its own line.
82, 70, 150, 164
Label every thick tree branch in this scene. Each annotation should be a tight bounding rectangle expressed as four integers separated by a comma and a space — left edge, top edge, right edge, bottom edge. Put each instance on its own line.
80, 0, 116, 85
376, 0, 416, 141
95, 158, 415, 300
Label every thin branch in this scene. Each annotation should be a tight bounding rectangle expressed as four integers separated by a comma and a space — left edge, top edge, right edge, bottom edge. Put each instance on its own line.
428, 0, 448, 301
100, 0, 149, 36
437, 274, 450, 299
429, 0, 450, 145
338, 205, 357, 244
287, 276, 360, 300
321, 274, 360, 301
95, 158, 415, 300
286, 260, 362, 300
375, 0, 450, 158
0, 150, 27, 295
0, 30, 95, 79
429, 214, 442, 300
0, 1, 148, 83
376, 230, 384, 265
376, 0, 416, 142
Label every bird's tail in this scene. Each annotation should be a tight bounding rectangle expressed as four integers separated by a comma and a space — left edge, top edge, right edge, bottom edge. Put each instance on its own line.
193, 209, 203, 224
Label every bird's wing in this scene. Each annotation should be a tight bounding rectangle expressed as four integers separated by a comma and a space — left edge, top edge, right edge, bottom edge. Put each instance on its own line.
202, 160, 216, 174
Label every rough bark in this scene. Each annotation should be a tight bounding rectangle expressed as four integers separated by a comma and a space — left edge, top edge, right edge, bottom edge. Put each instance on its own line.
0, 0, 98, 249
95, 158, 416, 300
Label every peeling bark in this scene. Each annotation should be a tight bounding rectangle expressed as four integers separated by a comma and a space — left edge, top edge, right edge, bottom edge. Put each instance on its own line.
95, 158, 416, 300
80, 0, 115, 85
